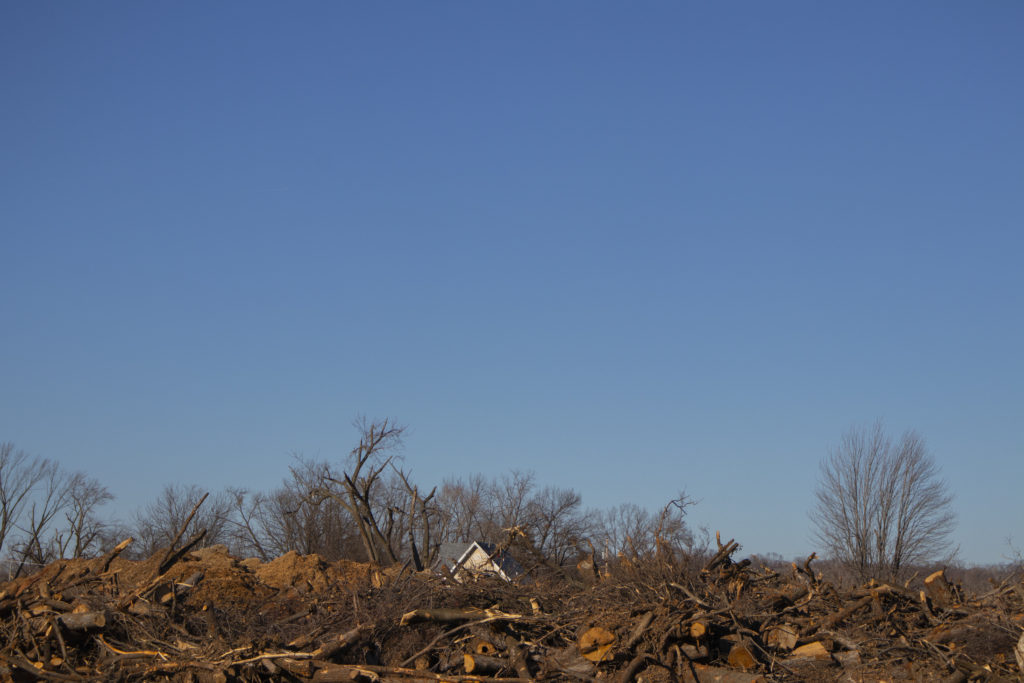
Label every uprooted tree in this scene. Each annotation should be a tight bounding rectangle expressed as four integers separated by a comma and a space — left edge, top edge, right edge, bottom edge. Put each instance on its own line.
810, 421, 956, 581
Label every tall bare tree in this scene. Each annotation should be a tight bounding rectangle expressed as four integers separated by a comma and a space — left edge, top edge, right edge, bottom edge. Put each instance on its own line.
810, 422, 956, 581
53, 473, 115, 559
307, 418, 408, 565
0, 443, 54, 557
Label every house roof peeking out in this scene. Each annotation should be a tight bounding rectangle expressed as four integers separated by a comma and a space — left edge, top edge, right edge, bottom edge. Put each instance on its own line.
434, 541, 524, 582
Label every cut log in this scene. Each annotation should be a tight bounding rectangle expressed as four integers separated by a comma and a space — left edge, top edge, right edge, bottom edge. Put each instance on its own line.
578, 626, 616, 662
57, 611, 107, 632
472, 637, 498, 655
1015, 631, 1024, 673
463, 654, 507, 675
924, 569, 954, 608
789, 640, 831, 662
726, 642, 758, 669
689, 620, 708, 640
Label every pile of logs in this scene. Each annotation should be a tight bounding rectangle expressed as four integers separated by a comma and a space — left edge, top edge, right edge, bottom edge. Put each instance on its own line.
1, 532, 1022, 682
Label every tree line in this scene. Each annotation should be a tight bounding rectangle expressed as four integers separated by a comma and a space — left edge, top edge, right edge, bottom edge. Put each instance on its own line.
1, 418, 959, 583
0, 419, 698, 578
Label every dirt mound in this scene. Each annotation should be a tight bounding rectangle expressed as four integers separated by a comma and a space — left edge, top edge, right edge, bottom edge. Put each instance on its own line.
164, 545, 274, 610
252, 550, 370, 595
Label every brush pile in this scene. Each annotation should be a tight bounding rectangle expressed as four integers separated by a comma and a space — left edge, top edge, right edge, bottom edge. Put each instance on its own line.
1, 534, 1022, 682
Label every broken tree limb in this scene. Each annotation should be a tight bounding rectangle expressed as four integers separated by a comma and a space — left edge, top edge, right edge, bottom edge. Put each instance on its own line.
312, 663, 531, 682
399, 607, 522, 625
312, 625, 368, 660
56, 611, 107, 632
100, 537, 134, 573
157, 492, 209, 575
924, 569, 955, 609
157, 528, 208, 577
624, 611, 654, 651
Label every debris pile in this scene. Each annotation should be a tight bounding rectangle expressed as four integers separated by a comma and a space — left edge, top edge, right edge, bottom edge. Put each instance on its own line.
1, 534, 1022, 682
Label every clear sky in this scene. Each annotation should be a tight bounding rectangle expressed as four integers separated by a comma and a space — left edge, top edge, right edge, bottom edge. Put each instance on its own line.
2, 2, 1022, 565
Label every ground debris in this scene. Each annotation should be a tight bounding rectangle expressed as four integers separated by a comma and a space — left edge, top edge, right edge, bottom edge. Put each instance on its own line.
1, 538, 1021, 682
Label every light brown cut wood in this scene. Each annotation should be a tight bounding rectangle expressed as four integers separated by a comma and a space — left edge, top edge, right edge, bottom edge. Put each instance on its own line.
689, 620, 708, 639
578, 626, 616, 662
924, 569, 954, 608
726, 642, 757, 669
789, 640, 831, 661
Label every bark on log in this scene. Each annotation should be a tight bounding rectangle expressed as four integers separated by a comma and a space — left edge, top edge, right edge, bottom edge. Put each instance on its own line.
811, 595, 872, 633
57, 611, 106, 632
624, 611, 654, 651
682, 664, 768, 683
312, 663, 531, 682
399, 608, 521, 625
463, 654, 508, 675
313, 625, 368, 660
763, 624, 798, 651
616, 653, 655, 683
502, 634, 532, 680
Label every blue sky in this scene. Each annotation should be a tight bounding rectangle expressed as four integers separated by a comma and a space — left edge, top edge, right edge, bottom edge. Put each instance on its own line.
2, 2, 1022, 564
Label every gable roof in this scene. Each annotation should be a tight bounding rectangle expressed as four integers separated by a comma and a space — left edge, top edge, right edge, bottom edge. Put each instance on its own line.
433, 541, 524, 581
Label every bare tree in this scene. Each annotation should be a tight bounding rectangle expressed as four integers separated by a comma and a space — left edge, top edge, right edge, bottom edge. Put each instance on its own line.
0, 443, 54, 557
525, 485, 588, 564
810, 422, 956, 581
53, 473, 115, 559
132, 484, 233, 558
9, 460, 70, 573
435, 473, 490, 542
307, 418, 407, 565
229, 457, 363, 561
